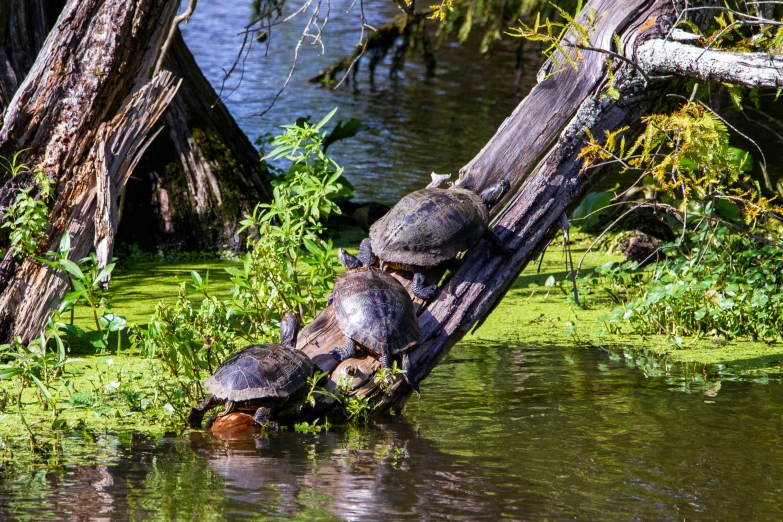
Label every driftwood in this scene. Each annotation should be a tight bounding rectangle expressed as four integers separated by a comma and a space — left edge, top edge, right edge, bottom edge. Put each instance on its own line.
0, 0, 180, 342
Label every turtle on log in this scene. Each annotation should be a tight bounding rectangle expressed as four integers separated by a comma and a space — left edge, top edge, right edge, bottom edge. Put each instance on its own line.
330, 248, 421, 390
187, 312, 313, 430
357, 180, 512, 300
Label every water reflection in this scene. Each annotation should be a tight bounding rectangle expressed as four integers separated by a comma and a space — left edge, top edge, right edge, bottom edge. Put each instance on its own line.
4, 341, 783, 520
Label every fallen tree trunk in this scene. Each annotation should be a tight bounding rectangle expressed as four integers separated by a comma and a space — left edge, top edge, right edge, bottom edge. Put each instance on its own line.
258, 0, 676, 422
1, 4, 269, 252
0, 0, 180, 342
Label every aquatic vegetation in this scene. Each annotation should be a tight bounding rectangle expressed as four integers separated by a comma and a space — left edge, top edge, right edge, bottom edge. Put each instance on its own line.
599, 227, 783, 342
38, 232, 127, 352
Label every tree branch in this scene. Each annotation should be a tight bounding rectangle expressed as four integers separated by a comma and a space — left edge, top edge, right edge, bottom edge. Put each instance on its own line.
637, 36, 783, 89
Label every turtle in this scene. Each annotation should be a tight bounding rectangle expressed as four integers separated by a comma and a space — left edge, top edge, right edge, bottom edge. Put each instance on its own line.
357, 180, 512, 300
330, 248, 421, 390
187, 312, 313, 431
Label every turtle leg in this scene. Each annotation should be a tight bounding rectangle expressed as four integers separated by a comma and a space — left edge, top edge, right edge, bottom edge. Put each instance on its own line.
332, 337, 358, 362
253, 404, 279, 431
411, 266, 438, 300
402, 352, 420, 393
380, 350, 391, 370
224, 401, 236, 415
483, 227, 514, 257
188, 394, 223, 429
357, 238, 377, 267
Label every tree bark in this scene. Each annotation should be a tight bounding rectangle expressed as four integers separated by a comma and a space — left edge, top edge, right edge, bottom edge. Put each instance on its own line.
1, 3, 269, 252
0, 0, 180, 342
637, 36, 783, 89
118, 30, 270, 252
0, 0, 65, 111
259, 0, 676, 426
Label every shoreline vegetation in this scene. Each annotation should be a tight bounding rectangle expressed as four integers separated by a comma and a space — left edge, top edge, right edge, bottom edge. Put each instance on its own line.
2, 227, 781, 460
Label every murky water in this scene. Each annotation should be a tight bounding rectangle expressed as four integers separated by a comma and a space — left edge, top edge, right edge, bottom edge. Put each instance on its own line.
3, 342, 783, 520
178, 0, 528, 204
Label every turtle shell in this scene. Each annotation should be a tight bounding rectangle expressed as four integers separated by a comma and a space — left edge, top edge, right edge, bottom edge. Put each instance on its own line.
203, 344, 314, 402
369, 187, 489, 268
333, 267, 420, 355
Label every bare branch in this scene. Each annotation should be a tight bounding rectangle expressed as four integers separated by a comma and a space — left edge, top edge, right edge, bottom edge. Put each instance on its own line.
637, 37, 783, 89
154, 0, 198, 76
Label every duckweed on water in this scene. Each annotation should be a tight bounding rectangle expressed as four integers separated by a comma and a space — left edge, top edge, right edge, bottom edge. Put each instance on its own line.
3, 234, 783, 462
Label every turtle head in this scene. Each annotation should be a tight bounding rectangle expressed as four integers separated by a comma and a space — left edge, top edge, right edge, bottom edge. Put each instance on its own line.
337, 248, 363, 270
479, 179, 509, 208
280, 312, 300, 348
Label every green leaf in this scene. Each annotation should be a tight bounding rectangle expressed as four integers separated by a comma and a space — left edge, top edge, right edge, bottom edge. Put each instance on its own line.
31, 375, 53, 403
314, 107, 338, 130
58, 259, 84, 280
94, 263, 116, 285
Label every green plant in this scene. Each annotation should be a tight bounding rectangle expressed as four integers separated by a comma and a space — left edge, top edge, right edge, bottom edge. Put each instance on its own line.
0, 313, 78, 451
1, 151, 54, 258
598, 226, 783, 342
136, 110, 351, 404
38, 232, 125, 353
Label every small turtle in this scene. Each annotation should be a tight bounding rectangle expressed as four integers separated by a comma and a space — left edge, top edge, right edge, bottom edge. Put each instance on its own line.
188, 312, 313, 430
357, 181, 511, 299
331, 248, 421, 390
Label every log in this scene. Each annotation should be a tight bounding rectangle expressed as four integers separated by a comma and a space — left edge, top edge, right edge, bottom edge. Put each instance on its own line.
0, 0, 180, 342
285, 0, 676, 421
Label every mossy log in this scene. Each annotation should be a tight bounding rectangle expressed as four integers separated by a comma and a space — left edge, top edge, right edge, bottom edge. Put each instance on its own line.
211, 0, 675, 436
0, 0, 180, 342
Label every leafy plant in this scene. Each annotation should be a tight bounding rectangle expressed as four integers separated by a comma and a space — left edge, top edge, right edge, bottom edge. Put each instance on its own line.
0, 312, 80, 451
597, 226, 783, 342
1, 151, 54, 258
136, 110, 350, 403
38, 232, 125, 353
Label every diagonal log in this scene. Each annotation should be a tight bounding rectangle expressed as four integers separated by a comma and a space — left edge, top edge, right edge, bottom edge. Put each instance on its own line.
0, 0, 179, 342
284, 0, 676, 422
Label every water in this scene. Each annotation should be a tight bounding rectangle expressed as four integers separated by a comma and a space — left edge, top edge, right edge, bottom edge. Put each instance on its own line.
178, 0, 529, 204
3, 342, 783, 520
5, 2, 783, 519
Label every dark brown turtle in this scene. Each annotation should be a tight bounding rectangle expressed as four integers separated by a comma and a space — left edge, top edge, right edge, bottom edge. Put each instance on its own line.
187, 312, 313, 430
330, 249, 421, 390
358, 181, 511, 299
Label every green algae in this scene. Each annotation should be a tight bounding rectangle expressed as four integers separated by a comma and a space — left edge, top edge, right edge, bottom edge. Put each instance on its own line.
4, 233, 783, 453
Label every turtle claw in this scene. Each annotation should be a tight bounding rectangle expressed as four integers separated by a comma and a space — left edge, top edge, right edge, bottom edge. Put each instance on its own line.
412, 269, 438, 300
